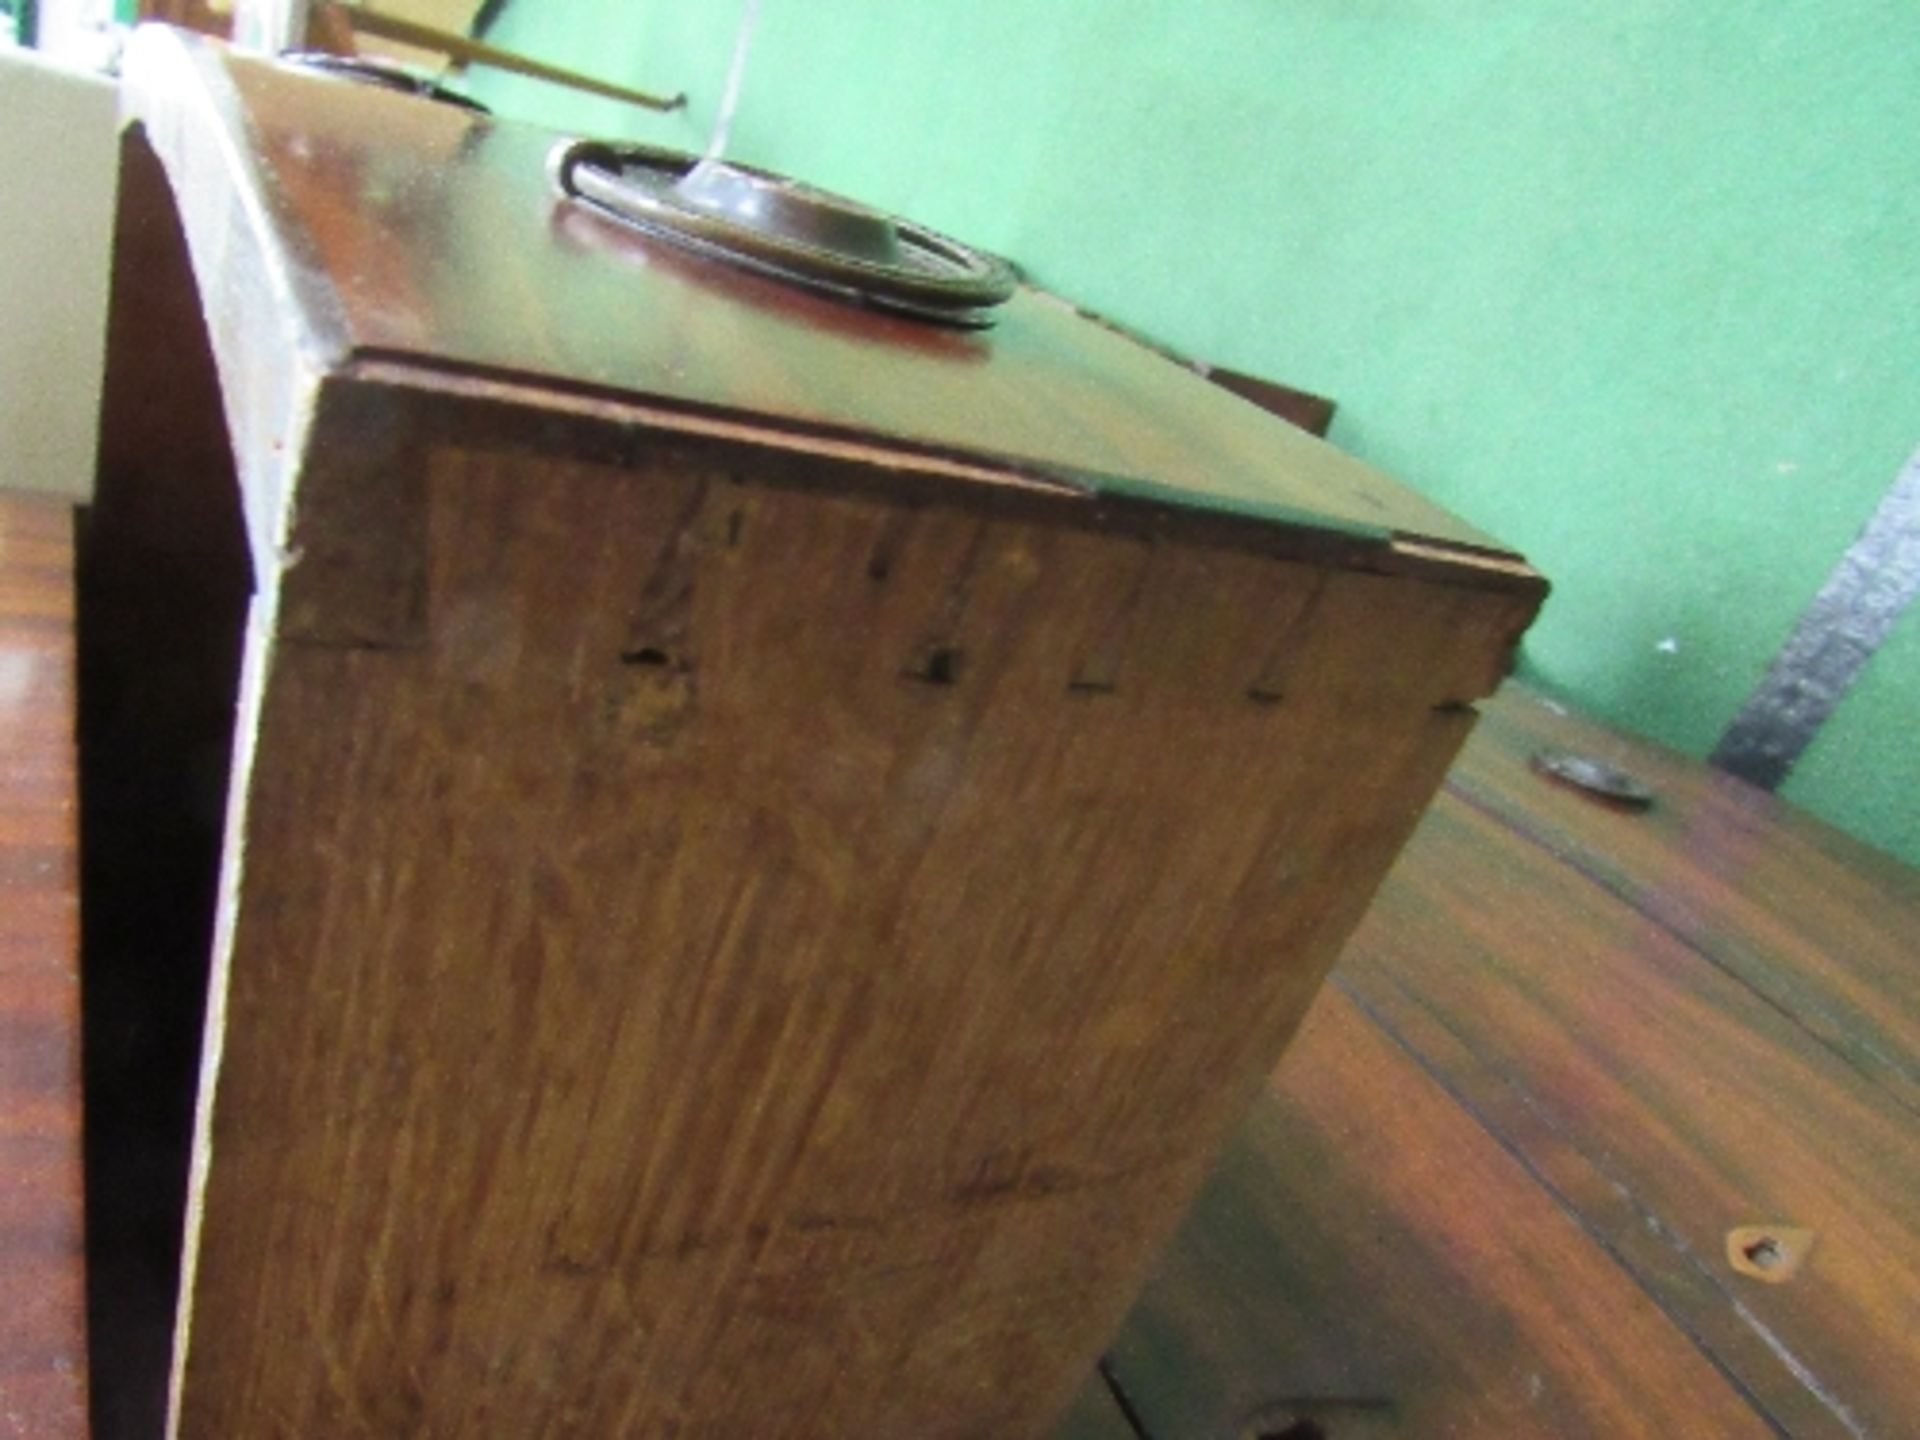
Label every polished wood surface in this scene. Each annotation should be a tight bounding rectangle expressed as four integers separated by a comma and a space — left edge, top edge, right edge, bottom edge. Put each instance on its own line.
0, 494, 89, 1437
1110, 685, 1920, 1439
117, 25, 1530, 566
105, 28, 1544, 1438
1457, 695, 1920, 1115
1112, 990, 1772, 1439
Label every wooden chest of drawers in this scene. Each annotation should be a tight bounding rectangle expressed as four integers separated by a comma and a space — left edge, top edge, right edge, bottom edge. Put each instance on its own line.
89, 27, 1541, 1438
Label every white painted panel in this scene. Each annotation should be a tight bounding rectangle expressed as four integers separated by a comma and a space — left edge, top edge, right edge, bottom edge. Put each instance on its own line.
0, 49, 117, 499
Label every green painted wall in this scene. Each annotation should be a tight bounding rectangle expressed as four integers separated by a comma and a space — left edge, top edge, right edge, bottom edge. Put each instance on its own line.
469, 0, 1920, 867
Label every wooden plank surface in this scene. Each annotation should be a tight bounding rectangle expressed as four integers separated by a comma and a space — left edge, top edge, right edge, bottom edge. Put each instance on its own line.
0, 493, 89, 1438
1457, 688, 1920, 1116
1107, 987, 1774, 1440
1108, 686, 1920, 1439
1345, 798, 1919, 1437
169, 440, 1528, 1438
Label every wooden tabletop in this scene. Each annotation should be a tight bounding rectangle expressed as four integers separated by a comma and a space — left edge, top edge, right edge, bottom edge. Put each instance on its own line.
1101, 688, 1920, 1439
0, 493, 89, 1436
4, 486, 1914, 1437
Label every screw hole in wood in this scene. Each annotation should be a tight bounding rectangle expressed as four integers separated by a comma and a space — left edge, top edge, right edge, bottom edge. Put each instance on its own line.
1726, 1222, 1814, 1283
905, 645, 964, 685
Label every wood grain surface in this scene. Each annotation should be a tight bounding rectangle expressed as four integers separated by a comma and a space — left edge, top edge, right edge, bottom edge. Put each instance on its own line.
57, 431, 1912, 1440
1457, 690, 1920, 1116
1108, 989, 1773, 1440
0, 494, 89, 1438
104, 30, 1544, 1437
93, 33, 1917, 1440
169, 440, 1528, 1438
1108, 688, 1920, 1440
117, 25, 1525, 563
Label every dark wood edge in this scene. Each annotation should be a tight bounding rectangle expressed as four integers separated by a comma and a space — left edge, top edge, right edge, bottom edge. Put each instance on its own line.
121, 25, 1542, 613
332, 356, 1551, 600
